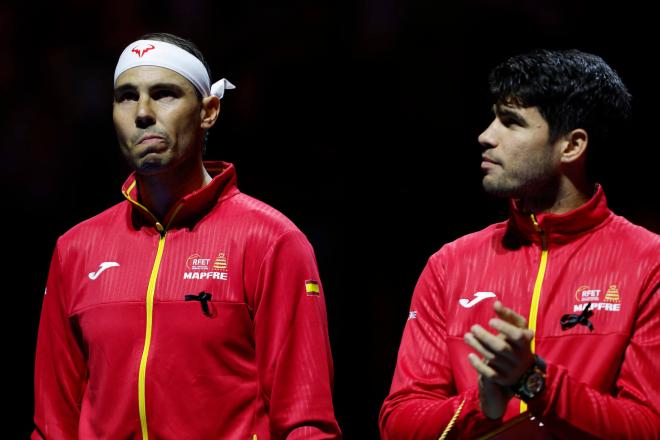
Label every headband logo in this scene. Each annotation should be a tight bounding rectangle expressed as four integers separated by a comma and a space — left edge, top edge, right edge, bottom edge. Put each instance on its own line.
131, 44, 156, 58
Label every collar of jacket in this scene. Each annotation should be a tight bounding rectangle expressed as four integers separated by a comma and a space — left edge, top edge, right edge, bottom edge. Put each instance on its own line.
121, 161, 239, 232
507, 184, 612, 245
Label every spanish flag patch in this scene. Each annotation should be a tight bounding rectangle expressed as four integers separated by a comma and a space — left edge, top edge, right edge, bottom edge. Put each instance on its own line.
305, 280, 320, 296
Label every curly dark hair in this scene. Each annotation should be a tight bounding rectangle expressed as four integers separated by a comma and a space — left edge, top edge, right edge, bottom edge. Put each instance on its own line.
488, 49, 632, 178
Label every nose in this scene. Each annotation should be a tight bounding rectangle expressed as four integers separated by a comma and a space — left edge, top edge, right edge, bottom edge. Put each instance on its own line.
478, 119, 497, 150
135, 96, 155, 129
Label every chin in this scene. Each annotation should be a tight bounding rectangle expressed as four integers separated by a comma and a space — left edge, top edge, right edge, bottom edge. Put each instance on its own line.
133, 157, 169, 175
482, 178, 517, 198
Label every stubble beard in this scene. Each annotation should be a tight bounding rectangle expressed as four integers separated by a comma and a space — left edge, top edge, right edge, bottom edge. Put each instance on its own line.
482, 163, 560, 205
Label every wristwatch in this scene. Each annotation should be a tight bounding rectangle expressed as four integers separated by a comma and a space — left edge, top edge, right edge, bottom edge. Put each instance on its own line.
510, 354, 546, 401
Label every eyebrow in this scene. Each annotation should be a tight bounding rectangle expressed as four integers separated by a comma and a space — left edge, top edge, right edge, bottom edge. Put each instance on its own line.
493, 105, 528, 127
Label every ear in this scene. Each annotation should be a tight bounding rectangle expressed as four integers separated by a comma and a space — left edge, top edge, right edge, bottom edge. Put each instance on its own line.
560, 128, 588, 164
200, 96, 221, 129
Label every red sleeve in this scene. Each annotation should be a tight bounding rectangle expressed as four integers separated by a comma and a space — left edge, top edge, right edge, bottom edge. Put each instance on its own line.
529, 269, 660, 439
32, 243, 88, 440
380, 255, 502, 439
253, 230, 341, 439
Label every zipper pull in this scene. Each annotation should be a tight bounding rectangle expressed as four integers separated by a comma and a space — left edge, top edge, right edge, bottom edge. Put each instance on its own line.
530, 213, 541, 232
530, 213, 547, 249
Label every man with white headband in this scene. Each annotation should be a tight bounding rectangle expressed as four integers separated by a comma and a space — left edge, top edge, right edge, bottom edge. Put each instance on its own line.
33, 33, 341, 439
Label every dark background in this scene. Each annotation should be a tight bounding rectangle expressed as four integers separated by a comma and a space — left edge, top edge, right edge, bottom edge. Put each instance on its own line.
3, 0, 657, 438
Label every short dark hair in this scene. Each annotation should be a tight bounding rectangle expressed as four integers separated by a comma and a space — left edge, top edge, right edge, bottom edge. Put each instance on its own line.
139, 32, 212, 98
488, 49, 632, 178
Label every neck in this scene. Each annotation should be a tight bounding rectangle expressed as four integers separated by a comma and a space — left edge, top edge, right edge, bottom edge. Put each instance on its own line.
519, 175, 593, 215
136, 159, 212, 221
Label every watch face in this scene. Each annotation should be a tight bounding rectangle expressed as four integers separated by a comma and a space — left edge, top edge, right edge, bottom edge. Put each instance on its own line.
525, 372, 545, 394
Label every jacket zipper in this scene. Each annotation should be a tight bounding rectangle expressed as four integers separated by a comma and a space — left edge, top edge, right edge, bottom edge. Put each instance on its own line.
124, 181, 186, 438
520, 213, 548, 414
138, 222, 167, 439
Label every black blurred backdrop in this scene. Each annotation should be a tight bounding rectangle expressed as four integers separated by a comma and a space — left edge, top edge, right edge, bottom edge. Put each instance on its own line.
3, 0, 657, 438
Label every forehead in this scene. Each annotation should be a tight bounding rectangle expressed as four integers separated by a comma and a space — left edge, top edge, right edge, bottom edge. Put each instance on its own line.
114, 66, 196, 92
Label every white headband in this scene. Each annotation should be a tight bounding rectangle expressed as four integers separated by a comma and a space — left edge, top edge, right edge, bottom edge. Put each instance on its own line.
114, 39, 235, 98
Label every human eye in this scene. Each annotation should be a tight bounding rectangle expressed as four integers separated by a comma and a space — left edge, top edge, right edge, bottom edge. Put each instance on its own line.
499, 113, 525, 128
500, 117, 518, 127
114, 90, 138, 102
152, 88, 178, 101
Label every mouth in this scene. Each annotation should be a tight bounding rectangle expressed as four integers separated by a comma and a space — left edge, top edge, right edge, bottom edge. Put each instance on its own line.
481, 155, 500, 165
136, 133, 166, 146
481, 155, 501, 171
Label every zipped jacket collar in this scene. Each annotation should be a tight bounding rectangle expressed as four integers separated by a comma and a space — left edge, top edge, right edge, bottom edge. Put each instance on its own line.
121, 161, 239, 232
508, 185, 612, 245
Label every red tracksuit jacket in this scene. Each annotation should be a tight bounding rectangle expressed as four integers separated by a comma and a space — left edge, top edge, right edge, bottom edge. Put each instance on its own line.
33, 162, 341, 439
380, 186, 660, 439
